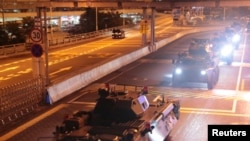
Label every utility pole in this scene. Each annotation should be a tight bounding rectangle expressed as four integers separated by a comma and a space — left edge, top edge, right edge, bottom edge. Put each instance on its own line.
33, 7, 49, 86
1, 0, 5, 29
96, 7, 98, 31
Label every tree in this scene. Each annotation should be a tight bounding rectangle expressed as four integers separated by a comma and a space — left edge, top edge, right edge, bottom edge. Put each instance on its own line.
22, 16, 34, 38
79, 7, 96, 33
5, 22, 26, 44
0, 27, 9, 46
73, 8, 130, 34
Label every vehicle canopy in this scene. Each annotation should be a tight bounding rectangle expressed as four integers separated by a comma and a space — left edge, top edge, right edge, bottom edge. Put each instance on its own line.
112, 29, 124, 33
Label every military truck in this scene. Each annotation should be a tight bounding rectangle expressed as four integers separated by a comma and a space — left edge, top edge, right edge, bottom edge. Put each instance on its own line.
53, 85, 180, 141
172, 40, 220, 89
112, 29, 125, 39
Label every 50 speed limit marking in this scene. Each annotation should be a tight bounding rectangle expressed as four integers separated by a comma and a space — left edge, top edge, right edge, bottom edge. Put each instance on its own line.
30, 28, 43, 42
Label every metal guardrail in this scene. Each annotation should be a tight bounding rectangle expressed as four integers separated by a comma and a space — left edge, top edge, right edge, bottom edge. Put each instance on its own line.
0, 24, 134, 58
0, 77, 45, 132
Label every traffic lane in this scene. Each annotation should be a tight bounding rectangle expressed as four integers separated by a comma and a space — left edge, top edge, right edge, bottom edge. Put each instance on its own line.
241, 67, 250, 91
243, 34, 250, 63
167, 111, 250, 141
214, 66, 239, 90
5, 103, 95, 141
235, 32, 250, 91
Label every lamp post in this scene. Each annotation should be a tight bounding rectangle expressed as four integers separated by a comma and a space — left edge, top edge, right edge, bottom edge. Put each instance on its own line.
96, 7, 98, 31
1, 0, 5, 29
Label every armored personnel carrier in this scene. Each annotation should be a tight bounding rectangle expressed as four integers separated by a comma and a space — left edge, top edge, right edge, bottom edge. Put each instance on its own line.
53, 85, 180, 141
172, 40, 220, 89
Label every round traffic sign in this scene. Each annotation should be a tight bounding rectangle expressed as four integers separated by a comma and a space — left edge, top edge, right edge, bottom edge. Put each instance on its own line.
31, 44, 43, 57
30, 28, 43, 42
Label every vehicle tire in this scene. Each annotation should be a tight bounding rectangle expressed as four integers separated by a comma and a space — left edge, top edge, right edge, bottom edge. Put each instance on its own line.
207, 75, 214, 90
215, 66, 220, 83
207, 81, 213, 90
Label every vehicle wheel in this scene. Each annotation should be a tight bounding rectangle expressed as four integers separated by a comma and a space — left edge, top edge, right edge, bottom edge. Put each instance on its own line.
215, 66, 220, 83
207, 81, 213, 90
207, 75, 214, 90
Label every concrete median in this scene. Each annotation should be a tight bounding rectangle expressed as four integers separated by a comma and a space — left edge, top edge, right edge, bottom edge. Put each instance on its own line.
47, 26, 224, 104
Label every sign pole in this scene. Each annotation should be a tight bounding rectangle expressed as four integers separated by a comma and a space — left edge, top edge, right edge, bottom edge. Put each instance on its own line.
142, 7, 147, 46
43, 7, 50, 86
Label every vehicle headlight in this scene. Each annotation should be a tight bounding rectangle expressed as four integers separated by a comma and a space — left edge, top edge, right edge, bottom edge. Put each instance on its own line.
232, 34, 240, 43
200, 70, 206, 75
221, 44, 233, 56
175, 68, 182, 75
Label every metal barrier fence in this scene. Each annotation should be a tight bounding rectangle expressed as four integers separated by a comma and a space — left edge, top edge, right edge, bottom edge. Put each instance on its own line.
0, 77, 45, 131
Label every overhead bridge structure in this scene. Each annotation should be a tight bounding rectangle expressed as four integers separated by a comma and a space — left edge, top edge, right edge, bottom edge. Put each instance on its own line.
2, 0, 250, 9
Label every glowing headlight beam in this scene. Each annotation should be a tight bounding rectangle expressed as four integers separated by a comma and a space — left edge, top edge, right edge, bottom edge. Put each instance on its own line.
175, 68, 182, 74
200, 70, 206, 75
221, 44, 233, 56
232, 34, 240, 43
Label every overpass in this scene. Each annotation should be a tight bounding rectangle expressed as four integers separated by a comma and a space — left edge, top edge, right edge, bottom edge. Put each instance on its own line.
2, 0, 250, 10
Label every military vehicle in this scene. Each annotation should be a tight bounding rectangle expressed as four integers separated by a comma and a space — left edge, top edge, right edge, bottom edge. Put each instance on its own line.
172, 41, 220, 89
224, 27, 242, 50
112, 29, 125, 39
53, 84, 180, 141
211, 33, 235, 65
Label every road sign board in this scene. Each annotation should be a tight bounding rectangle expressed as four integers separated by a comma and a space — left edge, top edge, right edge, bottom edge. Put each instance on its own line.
31, 44, 43, 57
30, 28, 43, 42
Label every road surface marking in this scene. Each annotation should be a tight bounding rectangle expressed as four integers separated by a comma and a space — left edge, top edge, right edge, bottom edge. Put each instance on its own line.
181, 110, 250, 117
0, 66, 19, 73
67, 91, 89, 103
49, 66, 72, 76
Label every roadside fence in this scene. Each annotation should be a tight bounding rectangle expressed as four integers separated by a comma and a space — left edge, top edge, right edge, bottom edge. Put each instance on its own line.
0, 77, 45, 132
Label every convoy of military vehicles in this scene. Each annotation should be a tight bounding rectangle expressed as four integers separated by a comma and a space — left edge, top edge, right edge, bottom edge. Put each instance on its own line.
172, 23, 243, 89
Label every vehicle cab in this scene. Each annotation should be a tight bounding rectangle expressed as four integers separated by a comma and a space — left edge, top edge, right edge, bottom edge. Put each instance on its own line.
112, 29, 125, 39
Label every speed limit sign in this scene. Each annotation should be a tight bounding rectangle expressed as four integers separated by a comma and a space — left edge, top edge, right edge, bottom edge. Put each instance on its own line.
30, 28, 43, 42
